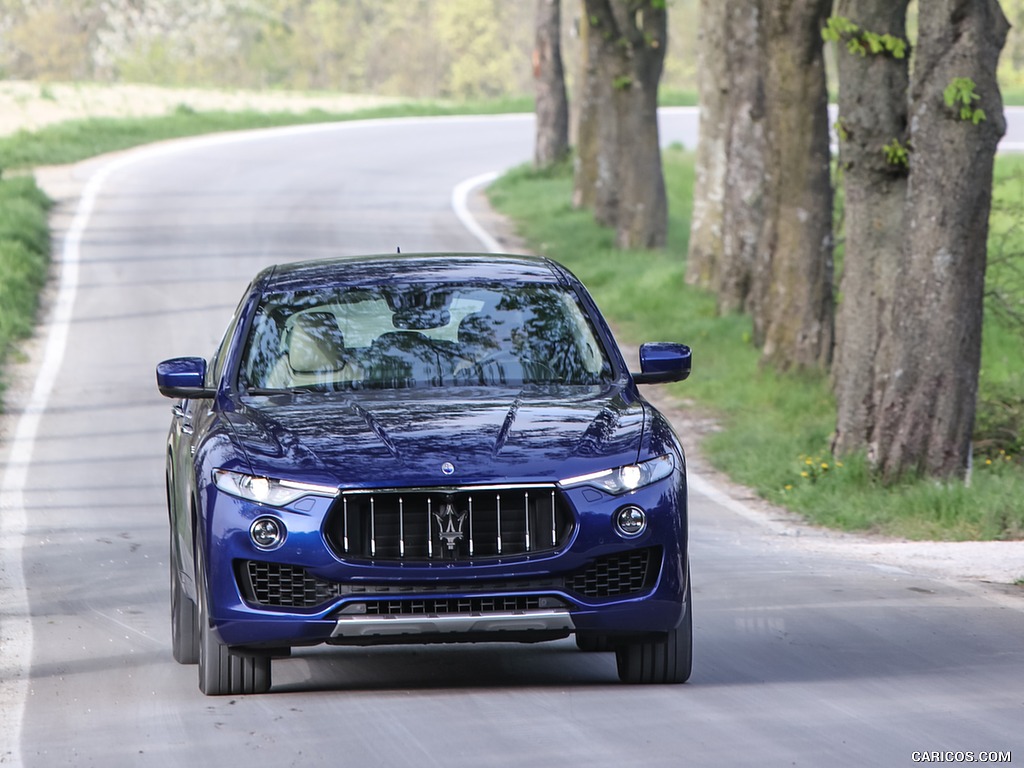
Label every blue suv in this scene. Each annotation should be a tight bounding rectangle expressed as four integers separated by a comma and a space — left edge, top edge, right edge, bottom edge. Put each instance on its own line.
157, 253, 692, 695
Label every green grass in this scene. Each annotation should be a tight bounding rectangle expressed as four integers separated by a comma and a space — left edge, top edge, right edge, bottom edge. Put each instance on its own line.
1000, 85, 1024, 106
489, 147, 1024, 541
658, 89, 699, 107
0, 175, 51, 391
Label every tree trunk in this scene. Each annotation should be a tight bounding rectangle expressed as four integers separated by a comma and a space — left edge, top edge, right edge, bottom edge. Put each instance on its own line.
830, 0, 910, 457
753, 0, 835, 371
572, 0, 599, 211
572, 1, 616, 219
533, 0, 570, 169
686, 0, 730, 289
870, 0, 1008, 481
584, 0, 668, 248
717, 0, 765, 314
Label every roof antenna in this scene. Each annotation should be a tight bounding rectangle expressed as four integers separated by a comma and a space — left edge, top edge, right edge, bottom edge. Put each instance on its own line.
396, 246, 401, 254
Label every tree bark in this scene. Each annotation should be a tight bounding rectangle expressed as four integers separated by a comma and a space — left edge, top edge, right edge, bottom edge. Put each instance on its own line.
830, 0, 910, 457
572, 0, 601, 211
717, 0, 765, 314
686, 0, 730, 289
533, 0, 570, 169
870, 0, 1008, 481
753, 0, 835, 371
583, 0, 668, 249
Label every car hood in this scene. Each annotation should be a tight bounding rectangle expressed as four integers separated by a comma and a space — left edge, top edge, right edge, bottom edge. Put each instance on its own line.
227, 385, 647, 488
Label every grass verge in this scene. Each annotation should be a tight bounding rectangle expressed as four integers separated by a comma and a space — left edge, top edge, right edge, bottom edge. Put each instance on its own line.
0, 174, 51, 397
488, 147, 1024, 541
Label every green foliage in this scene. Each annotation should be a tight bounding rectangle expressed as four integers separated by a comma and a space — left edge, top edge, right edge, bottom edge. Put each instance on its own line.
822, 15, 907, 59
434, 0, 528, 99
834, 118, 849, 143
882, 138, 910, 167
612, 75, 634, 91
0, 0, 707, 97
944, 77, 987, 124
822, 15, 860, 41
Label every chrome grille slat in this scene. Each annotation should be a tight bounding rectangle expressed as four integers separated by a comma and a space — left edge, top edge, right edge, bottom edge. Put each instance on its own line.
524, 491, 530, 552
370, 496, 376, 557
550, 490, 556, 548
496, 492, 502, 555
427, 497, 433, 558
324, 485, 573, 563
399, 496, 405, 558
343, 496, 349, 552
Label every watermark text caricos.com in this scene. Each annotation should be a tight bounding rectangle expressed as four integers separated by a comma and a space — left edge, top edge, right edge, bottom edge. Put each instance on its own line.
912, 752, 1011, 764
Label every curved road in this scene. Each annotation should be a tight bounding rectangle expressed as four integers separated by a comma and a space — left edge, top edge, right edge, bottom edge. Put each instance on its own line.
1, 111, 1023, 767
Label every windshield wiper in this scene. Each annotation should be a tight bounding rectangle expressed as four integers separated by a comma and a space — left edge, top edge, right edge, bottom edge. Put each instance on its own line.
244, 386, 325, 396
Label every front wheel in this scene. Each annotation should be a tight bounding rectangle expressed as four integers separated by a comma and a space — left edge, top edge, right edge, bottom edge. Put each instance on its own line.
615, 579, 692, 684
196, 549, 271, 696
168, 473, 198, 665
170, 554, 199, 665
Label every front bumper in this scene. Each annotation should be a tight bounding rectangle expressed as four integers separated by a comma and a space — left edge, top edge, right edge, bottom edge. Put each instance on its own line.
201, 469, 688, 650
330, 607, 576, 643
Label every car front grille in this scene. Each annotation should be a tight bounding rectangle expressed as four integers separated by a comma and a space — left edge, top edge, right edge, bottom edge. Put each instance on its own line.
239, 548, 660, 610
566, 548, 659, 599
323, 485, 574, 562
241, 561, 341, 608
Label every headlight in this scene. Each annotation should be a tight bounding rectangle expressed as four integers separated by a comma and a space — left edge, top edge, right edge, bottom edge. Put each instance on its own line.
558, 454, 675, 495
213, 469, 339, 507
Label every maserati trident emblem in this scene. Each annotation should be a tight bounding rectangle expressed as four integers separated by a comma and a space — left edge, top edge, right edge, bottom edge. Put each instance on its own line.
434, 502, 468, 551
441, 461, 455, 476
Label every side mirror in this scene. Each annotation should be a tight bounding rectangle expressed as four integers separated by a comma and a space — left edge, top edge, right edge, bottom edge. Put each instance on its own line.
631, 342, 691, 385
156, 357, 215, 399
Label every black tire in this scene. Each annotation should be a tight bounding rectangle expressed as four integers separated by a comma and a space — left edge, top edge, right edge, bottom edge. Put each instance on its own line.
170, 554, 200, 665
168, 472, 199, 665
196, 550, 271, 696
615, 580, 693, 684
575, 631, 613, 652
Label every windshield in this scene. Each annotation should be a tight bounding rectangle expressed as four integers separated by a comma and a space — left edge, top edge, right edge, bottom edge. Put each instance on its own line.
238, 282, 613, 391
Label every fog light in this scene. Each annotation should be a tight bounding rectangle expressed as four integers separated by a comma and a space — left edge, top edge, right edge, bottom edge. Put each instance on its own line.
251, 517, 285, 550
615, 506, 647, 537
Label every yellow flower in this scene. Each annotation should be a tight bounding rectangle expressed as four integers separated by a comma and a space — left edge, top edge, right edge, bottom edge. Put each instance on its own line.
805, 458, 814, 466
820, 462, 829, 470
800, 471, 810, 478
985, 459, 993, 466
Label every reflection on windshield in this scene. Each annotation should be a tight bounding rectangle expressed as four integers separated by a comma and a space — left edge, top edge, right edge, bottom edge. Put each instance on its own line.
239, 283, 612, 391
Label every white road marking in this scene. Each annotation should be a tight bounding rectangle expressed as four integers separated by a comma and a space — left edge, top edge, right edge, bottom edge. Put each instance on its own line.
451, 172, 502, 253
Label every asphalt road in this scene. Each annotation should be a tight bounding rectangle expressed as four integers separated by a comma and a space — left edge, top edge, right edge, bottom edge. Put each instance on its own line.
1, 110, 1023, 767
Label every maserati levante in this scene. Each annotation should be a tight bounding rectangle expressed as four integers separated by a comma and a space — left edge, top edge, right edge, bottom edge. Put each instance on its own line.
156, 253, 693, 695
